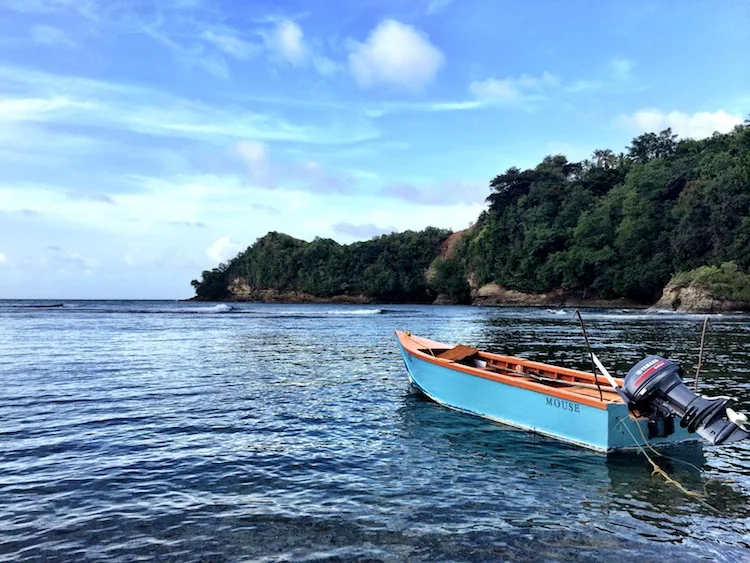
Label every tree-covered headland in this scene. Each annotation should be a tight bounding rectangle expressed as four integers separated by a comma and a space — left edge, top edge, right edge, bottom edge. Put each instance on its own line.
192, 121, 750, 305
191, 228, 450, 302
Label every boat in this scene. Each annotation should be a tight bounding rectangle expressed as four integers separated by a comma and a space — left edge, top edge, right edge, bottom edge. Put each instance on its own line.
395, 331, 749, 453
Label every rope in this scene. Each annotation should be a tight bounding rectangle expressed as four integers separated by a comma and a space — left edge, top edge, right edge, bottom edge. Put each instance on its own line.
403, 331, 435, 356
616, 417, 718, 512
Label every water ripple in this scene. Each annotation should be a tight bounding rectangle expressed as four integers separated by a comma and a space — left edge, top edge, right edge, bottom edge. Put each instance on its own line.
0, 301, 749, 561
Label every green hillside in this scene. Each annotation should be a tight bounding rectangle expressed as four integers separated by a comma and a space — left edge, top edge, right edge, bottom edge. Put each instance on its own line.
192, 121, 750, 304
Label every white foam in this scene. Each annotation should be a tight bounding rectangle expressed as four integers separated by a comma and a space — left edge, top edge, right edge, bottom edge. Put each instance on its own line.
197, 304, 234, 313
328, 309, 382, 315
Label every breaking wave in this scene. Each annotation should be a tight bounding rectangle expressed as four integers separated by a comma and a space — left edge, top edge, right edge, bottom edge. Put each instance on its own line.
195, 304, 234, 313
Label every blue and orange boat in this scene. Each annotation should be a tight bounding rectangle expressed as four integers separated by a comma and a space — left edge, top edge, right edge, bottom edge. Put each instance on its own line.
395, 331, 749, 453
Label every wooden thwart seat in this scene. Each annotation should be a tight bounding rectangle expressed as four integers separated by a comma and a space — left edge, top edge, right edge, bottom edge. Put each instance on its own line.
436, 344, 479, 362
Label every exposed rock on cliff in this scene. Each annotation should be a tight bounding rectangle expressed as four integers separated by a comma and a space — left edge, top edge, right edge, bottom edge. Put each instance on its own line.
649, 263, 750, 313
650, 283, 749, 313
471, 283, 641, 308
226, 277, 374, 304
472, 283, 560, 306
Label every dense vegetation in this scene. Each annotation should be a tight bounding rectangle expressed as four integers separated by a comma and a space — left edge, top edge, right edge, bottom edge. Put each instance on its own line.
192, 121, 750, 304
438, 122, 750, 303
191, 229, 449, 302
669, 262, 750, 302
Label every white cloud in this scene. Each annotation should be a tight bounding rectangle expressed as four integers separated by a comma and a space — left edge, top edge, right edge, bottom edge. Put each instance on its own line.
379, 180, 486, 206
0, 96, 91, 120
206, 236, 242, 264
546, 142, 591, 163
348, 20, 445, 92
0, 170, 486, 297
267, 20, 307, 65
31, 24, 76, 48
427, 0, 455, 15
46, 246, 99, 274
234, 141, 274, 187
124, 250, 139, 267
425, 100, 484, 111
0, 67, 380, 145
0, 252, 7, 266
312, 55, 342, 76
235, 140, 268, 164
470, 72, 559, 103
67, 191, 115, 204
201, 30, 260, 60
232, 142, 353, 194
331, 222, 397, 239
611, 58, 634, 81
619, 109, 743, 138
194, 54, 229, 79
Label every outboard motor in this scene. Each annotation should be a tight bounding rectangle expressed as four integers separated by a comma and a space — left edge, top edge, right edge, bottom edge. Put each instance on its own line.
623, 356, 750, 445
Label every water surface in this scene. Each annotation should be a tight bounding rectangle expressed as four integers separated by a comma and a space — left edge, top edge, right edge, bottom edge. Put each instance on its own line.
1, 301, 748, 561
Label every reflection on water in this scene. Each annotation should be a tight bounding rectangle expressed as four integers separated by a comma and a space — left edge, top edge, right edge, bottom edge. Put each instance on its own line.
0, 301, 748, 561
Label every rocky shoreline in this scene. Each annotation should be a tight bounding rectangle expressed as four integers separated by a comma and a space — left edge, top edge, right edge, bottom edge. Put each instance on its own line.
649, 283, 750, 313
189, 277, 645, 309
188, 276, 750, 313
467, 283, 643, 309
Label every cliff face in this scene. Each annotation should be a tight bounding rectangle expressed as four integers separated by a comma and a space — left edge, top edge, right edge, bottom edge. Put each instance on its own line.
471, 283, 642, 308
226, 277, 374, 304
472, 283, 560, 306
649, 283, 750, 313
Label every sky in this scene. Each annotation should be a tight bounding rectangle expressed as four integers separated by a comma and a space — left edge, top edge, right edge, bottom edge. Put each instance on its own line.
0, 0, 748, 299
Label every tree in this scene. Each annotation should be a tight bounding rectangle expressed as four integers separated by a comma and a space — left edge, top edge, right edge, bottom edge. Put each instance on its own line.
627, 128, 678, 162
592, 149, 615, 169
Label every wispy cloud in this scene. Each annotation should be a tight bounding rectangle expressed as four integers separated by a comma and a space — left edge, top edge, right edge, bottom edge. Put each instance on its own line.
419, 62, 643, 112
618, 108, 743, 138
15, 1, 340, 79
235, 141, 275, 187
31, 24, 76, 48
426, 0, 455, 15
379, 180, 487, 206
610, 57, 635, 82
331, 222, 397, 239
166, 220, 207, 228
2, 0, 101, 18
470, 72, 560, 104
201, 29, 262, 60
233, 141, 354, 194
0, 96, 92, 119
46, 245, 99, 274
0, 66, 380, 145
249, 203, 281, 216
67, 191, 115, 204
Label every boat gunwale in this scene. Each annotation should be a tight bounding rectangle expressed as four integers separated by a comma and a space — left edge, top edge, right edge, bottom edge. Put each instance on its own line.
395, 330, 621, 411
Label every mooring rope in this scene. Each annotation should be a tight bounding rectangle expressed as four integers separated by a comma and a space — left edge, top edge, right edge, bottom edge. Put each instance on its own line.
616, 416, 718, 512
403, 331, 436, 356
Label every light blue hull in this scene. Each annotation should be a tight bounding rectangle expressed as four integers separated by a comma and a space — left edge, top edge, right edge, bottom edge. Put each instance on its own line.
397, 340, 699, 453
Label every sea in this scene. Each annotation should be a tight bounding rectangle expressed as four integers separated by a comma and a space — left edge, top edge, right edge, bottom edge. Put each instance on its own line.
0, 300, 748, 562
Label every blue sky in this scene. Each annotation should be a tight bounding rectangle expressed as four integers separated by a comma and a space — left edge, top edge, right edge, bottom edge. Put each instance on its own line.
0, 0, 748, 299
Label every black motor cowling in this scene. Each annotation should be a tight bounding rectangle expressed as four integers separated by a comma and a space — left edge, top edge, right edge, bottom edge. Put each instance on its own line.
623, 355, 750, 445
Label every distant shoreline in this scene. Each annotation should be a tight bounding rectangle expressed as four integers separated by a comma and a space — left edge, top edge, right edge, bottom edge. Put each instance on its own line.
184, 294, 647, 309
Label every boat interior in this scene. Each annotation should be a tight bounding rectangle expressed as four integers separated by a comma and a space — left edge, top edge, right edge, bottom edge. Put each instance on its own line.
419, 343, 624, 404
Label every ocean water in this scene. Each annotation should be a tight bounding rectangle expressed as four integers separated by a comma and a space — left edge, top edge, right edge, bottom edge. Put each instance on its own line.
0, 301, 748, 562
